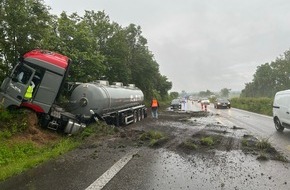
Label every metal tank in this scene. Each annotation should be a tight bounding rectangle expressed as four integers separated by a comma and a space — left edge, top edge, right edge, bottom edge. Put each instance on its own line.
68, 81, 144, 119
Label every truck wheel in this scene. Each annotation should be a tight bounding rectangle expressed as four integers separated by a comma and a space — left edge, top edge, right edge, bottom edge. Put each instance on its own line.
137, 109, 142, 121
133, 111, 137, 123
39, 113, 50, 128
141, 109, 145, 119
274, 118, 284, 132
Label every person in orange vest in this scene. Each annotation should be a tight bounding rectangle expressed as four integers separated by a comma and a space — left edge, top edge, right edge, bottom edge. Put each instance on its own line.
151, 97, 160, 119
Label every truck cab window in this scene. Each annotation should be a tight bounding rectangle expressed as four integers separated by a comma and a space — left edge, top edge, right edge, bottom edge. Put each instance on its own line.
12, 65, 33, 85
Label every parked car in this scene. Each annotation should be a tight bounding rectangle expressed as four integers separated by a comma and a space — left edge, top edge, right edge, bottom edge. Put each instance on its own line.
214, 98, 231, 109
273, 90, 290, 132
171, 99, 181, 110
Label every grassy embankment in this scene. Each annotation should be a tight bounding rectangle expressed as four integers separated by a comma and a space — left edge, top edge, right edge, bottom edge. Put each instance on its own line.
230, 97, 273, 116
0, 107, 117, 181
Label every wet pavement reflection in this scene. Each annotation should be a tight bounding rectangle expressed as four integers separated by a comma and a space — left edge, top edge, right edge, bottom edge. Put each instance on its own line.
147, 148, 290, 190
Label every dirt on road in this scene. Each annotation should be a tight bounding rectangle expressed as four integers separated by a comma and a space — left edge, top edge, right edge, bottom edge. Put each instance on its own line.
84, 108, 290, 189
102, 109, 288, 163
2, 107, 290, 190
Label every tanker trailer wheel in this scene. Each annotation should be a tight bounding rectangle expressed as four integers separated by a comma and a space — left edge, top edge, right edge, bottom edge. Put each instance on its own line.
141, 109, 145, 120
119, 113, 125, 126
137, 109, 142, 121
133, 111, 138, 123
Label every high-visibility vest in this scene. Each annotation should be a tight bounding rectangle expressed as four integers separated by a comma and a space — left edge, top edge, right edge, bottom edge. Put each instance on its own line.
24, 85, 33, 99
151, 99, 158, 107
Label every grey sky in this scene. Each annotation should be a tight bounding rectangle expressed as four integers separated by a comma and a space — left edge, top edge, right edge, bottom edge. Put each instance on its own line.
44, 0, 290, 92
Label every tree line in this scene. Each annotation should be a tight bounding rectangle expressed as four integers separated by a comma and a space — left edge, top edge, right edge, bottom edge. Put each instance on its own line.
241, 49, 290, 98
0, 0, 172, 101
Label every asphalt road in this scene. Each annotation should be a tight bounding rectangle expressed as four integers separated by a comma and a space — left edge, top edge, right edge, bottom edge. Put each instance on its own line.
1, 101, 290, 190
207, 104, 290, 159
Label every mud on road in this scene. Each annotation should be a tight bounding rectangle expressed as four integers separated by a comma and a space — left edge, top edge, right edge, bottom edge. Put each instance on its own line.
2, 108, 290, 190
91, 109, 290, 189
114, 109, 288, 162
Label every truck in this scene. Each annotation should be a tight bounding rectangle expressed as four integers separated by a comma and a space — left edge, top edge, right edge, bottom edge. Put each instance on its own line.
0, 49, 147, 134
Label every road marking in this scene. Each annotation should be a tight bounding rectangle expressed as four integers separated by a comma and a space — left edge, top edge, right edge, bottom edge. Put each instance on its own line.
85, 149, 139, 190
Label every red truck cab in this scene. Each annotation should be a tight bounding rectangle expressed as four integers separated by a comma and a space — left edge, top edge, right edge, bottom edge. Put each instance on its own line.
0, 49, 70, 113
0, 50, 84, 134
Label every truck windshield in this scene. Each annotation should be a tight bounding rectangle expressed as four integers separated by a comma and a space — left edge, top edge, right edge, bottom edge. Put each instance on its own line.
12, 64, 33, 85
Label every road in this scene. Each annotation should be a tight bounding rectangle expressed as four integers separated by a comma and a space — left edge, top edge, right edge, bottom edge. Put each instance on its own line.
206, 104, 290, 159
1, 101, 290, 190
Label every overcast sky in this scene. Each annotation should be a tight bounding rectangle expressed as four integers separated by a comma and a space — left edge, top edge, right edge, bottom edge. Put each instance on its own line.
44, 0, 290, 93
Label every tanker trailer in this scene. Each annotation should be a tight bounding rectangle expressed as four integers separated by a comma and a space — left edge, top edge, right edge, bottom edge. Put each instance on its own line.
68, 81, 147, 126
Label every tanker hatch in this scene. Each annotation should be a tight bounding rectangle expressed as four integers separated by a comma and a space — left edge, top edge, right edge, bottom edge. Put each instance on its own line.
79, 97, 88, 107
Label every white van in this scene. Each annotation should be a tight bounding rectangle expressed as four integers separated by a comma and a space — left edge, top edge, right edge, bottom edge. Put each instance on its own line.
273, 90, 290, 132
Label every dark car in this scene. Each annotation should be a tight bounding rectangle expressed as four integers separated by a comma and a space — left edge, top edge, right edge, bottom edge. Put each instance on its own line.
171, 99, 181, 110
214, 98, 231, 109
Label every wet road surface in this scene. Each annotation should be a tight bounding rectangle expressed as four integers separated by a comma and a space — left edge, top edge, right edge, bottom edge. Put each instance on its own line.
207, 104, 290, 159
1, 101, 290, 190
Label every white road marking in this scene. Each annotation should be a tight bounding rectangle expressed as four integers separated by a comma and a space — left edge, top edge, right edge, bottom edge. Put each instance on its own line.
85, 149, 139, 190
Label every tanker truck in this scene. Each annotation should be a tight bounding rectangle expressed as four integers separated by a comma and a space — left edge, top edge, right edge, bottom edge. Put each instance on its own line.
0, 49, 147, 134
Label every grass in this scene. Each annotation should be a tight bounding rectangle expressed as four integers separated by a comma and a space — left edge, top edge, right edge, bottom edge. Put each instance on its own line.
139, 130, 168, 147
179, 135, 220, 152
255, 139, 272, 150
0, 107, 118, 181
257, 153, 268, 161
242, 136, 288, 162
0, 109, 29, 140
77, 122, 118, 140
0, 138, 80, 181
200, 136, 214, 146
230, 97, 273, 116
180, 139, 198, 150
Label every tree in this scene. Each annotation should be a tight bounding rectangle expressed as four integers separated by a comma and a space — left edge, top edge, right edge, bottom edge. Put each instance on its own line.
170, 92, 179, 99
156, 75, 172, 99
103, 26, 132, 84
199, 90, 213, 97
0, 0, 53, 80
220, 88, 231, 98
55, 11, 106, 82
241, 49, 290, 98
0, 3, 173, 101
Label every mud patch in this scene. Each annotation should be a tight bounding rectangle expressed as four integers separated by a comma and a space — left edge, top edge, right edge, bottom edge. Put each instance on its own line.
242, 135, 288, 162
9, 110, 61, 146
109, 109, 289, 164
